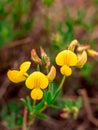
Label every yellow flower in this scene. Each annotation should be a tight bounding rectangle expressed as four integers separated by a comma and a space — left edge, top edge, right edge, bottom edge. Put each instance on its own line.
7, 61, 31, 83
25, 71, 48, 100
55, 50, 77, 76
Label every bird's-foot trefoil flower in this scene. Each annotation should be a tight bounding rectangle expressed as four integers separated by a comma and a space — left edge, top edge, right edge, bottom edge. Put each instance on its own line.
7, 61, 31, 83
55, 50, 77, 76
25, 71, 49, 100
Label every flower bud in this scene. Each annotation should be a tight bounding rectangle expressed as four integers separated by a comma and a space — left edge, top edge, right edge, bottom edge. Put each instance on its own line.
31, 49, 42, 65
40, 47, 50, 68
87, 49, 98, 57
68, 39, 79, 51
71, 107, 79, 118
60, 112, 70, 119
77, 45, 90, 52
71, 107, 79, 114
77, 51, 87, 68
60, 107, 70, 119
47, 66, 56, 82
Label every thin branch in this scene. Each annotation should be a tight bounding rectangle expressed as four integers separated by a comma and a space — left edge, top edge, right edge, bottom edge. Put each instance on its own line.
79, 89, 98, 127
22, 107, 28, 130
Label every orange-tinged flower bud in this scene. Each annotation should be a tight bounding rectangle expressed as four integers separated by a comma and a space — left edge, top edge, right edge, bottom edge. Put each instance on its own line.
77, 45, 90, 52
40, 47, 50, 68
47, 66, 56, 82
31, 49, 42, 65
68, 39, 79, 51
87, 49, 98, 57
77, 51, 87, 68
60, 112, 70, 119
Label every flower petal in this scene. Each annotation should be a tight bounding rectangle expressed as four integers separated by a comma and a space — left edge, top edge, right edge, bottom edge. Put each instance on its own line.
7, 70, 26, 83
20, 61, 31, 73
30, 88, 43, 100
25, 71, 48, 89
55, 50, 77, 66
60, 65, 72, 76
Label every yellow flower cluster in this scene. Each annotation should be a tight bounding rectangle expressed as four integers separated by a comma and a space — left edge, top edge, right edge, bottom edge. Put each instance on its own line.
55, 39, 88, 76
7, 61, 56, 100
7, 39, 97, 100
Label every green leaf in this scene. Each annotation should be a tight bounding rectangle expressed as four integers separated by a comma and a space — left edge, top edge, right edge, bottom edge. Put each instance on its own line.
35, 100, 44, 112
50, 104, 60, 109
7, 101, 20, 113
43, 0, 54, 7
66, 21, 73, 32
16, 115, 23, 126
74, 97, 83, 108
21, 97, 33, 113
36, 113, 48, 120
65, 100, 73, 109
41, 56, 46, 64
52, 90, 61, 103
46, 91, 52, 105
27, 97, 33, 113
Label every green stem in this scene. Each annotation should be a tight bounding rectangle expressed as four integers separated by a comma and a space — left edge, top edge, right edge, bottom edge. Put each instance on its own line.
48, 82, 52, 91
37, 64, 40, 71
58, 75, 66, 91
52, 75, 66, 101
45, 67, 49, 74
33, 100, 36, 107
39, 102, 48, 113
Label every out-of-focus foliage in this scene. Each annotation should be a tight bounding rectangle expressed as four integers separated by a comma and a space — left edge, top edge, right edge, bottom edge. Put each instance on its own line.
42, 0, 55, 7
1, 101, 23, 129
52, 9, 94, 51
0, 0, 33, 47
